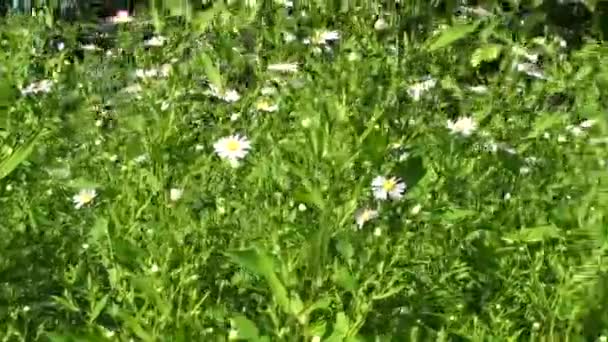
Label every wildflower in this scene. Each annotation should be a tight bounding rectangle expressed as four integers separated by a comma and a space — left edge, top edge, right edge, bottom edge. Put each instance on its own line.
298, 203, 307, 211
468, 85, 488, 94
213, 134, 251, 162
301, 118, 312, 128
150, 264, 160, 273
282, 31, 297, 43
310, 30, 340, 45
124, 84, 142, 94
355, 208, 379, 229
407, 78, 436, 101
579, 119, 596, 129
410, 204, 422, 215
57, 42, 65, 51
267, 63, 299, 73
255, 98, 279, 112
566, 125, 584, 137
347, 52, 361, 62
207, 85, 241, 103
230, 112, 240, 121
169, 188, 183, 202
373, 227, 382, 237
374, 18, 388, 31
371, 176, 406, 201
447, 116, 477, 137
144, 36, 167, 47
21, 79, 53, 96
108, 10, 133, 24
516, 63, 546, 79
73, 189, 97, 209
260, 86, 277, 96
81, 44, 99, 51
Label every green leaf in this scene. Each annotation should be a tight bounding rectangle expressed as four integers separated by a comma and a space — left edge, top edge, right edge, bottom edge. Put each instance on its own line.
427, 22, 480, 51
226, 249, 291, 314
65, 178, 101, 190
471, 44, 503, 67
198, 52, 224, 91
231, 315, 260, 340
192, 1, 225, 32
326, 312, 350, 342
442, 208, 477, 221
332, 265, 358, 293
504, 225, 562, 243
88, 294, 109, 323
526, 113, 565, 139
0, 130, 45, 180
395, 155, 426, 191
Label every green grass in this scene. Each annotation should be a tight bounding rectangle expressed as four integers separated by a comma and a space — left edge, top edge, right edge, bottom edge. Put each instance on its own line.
2, 4, 608, 341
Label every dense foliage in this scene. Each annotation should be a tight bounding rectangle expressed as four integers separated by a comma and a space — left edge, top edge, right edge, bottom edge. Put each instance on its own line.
1, 1, 608, 341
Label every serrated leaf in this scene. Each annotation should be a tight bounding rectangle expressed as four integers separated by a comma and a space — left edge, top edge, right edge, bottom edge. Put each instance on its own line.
471, 44, 503, 67
0, 130, 45, 180
427, 22, 480, 51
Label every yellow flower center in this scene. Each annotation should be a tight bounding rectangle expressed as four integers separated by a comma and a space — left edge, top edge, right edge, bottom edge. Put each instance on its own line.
80, 193, 94, 204
382, 179, 396, 192
361, 210, 372, 221
256, 100, 269, 110
226, 139, 241, 152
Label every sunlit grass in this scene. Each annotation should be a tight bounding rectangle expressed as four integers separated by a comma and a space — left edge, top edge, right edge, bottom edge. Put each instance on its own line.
1, 4, 608, 341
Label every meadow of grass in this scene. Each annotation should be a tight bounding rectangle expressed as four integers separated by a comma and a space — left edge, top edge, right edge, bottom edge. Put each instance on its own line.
2, 3, 608, 341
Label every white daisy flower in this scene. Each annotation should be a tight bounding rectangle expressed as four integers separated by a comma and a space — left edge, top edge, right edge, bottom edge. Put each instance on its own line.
124, 83, 143, 94
144, 36, 167, 47
207, 85, 241, 103
57, 42, 65, 51
81, 44, 99, 51
579, 119, 596, 129
21, 79, 53, 96
374, 18, 388, 31
371, 176, 406, 201
407, 78, 436, 101
213, 134, 252, 162
267, 63, 299, 73
516, 63, 546, 79
447, 116, 477, 137
260, 86, 277, 96
283, 32, 297, 43
169, 188, 183, 202
255, 99, 279, 112
468, 85, 488, 94
73, 188, 97, 209
134, 64, 172, 79
310, 30, 340, 45
108, 10, 133, 24
355, 208, 379, 229
347, 52, 361, 62
410, 204, 422, 215
566, 125, 584, 137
